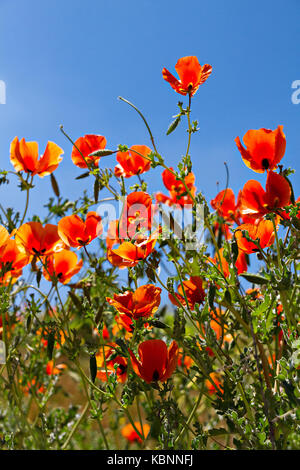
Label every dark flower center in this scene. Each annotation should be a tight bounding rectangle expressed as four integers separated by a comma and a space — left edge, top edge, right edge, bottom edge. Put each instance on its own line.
152, 369, 159, 381
118, 364, 127, 375
262, 159, 269, 170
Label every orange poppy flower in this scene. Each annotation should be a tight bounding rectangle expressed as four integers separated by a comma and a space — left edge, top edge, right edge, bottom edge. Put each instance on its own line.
245, 288, 263, 300
200, 310, 233, 357
156, 167, 196, 207
0, 225, 10, 248
58, 211, 102, 248
0, 314, 16, 340
10, 137, 63, 177
0, 239, 30, 284
177, 350, 194, 370
115, 145, 152, 178
96, 344, 128, 383
71, 134, 107, 169
107, 228, 159, 268
46, 360, 67, 376
106, 219, 122, 249
22, 379, 46, 396
162, 56, 212, 96
122, 422, 150, 444
169, 276, 205, 310
235, 126, 286, 173
213, 221, 233, 241
205, 372, 223, 395
235, 220, 276, 254
43, 249, 83, 284
211, 188, 242, 224
241, 171, 291, 220
15, 222, 64, 257
209, 247, 247, 278
37, 327, 66, 350
120, 192, 154, 239
129, 339, 179, 384
114, 313, 135, 334
107, 284, 161, 320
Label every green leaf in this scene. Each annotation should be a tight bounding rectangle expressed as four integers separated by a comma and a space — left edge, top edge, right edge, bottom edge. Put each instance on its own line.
240, 273, 269, 285
47, 331, 55, 360
94, 178, 100, 203
69, 291, 82, 309
75, 171, 90, 180
231, 238, 239, 264
89, 149, 115, 157
166, 116, 181, 135
50, 173, 60, 197
208, 283, 216, 310
90, 355, 97, 383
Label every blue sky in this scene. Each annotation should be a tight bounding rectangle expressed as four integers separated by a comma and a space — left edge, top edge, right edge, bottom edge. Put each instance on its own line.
0, 0, 299, 295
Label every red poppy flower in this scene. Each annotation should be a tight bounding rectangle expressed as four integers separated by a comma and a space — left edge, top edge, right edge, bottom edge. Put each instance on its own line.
96, 344, 128, 383
235, 220, 276, 254
169, 276, 205, 310
115, 145, 152, 178
120, 191, 153, 239
129, 339, 179, 383
211, 188, 242, 224
162, 56, 212, 96
10, 137, 64, 177
0, 239, 30, 284
71, 134, 107, 169
156, 167, 196, 207
279, 196, 300, 221
107, 228, 160, 268
15, 222, 65, 257
58, 211, 102, 248
107, 284, 161, 320
241, 171, 291, 220
235, 126, 286, 173
43, 249, 83, 284
122, 422, 150, 444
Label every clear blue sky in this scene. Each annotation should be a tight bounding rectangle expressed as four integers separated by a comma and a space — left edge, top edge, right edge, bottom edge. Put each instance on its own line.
0, 0, 299, 284
1, 0, 299, 212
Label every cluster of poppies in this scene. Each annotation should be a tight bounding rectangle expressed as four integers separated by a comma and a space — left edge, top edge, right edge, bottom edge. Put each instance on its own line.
212, 126, 299, 260
2, 54, 299, 402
